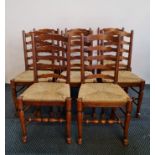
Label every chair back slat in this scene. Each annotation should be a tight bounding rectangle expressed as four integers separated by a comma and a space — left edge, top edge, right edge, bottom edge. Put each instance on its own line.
65, 28, 92, 36
86, 46, 118, 52
37, 73, 66, 79
85, 74, 114, 80
84, 64, 116, 71
85, 55, 117, 61
37, 55, 65, 61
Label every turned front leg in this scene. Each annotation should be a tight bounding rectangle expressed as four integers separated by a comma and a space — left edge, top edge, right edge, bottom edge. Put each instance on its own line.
123, 101, 132, 145
77, 99, 83, 144
66, 98, 72, 144
18, 97, 27, 143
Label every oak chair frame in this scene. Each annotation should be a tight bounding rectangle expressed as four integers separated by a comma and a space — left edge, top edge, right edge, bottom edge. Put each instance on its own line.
98, 28, 145, 118
77, 34, 132, 145
17, 32, 72, 144
10, 29, 59, 115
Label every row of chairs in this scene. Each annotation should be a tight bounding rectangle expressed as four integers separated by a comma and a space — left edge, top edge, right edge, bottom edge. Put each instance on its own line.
10, 28, 145, 145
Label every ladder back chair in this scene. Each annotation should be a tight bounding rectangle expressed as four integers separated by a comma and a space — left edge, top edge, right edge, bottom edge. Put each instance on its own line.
10, 29, 59, 115
58, 28, 94, 87
90, 27, 125, 119
77, 33, 132, 145
98, 28, 145, 117
17, 32, 72, 144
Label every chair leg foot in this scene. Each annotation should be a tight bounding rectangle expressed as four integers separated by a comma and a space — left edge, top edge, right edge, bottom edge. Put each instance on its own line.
136, 82, 145, 118
67, 138, 71, 144
123, 101, 132, 146
22, 135, 27, 143
123, 138, 128, 146
78, 138, 82, 144
18, 97, 27, 144
135, 112, 141, 118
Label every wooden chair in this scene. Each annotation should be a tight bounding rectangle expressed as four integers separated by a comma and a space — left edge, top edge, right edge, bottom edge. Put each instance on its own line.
58, 28, 94, 87
98, 28, 145, 118
77, 33, 132, 145
17, 32, 72, 144
10, 28, 59, 115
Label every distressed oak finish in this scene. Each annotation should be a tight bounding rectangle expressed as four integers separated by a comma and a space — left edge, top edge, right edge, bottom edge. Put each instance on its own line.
77, 33, 132, 145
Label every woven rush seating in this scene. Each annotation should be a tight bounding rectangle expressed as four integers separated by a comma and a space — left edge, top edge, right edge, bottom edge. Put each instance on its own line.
10, 27, 146, 145
57, 70, 96, 83
102, 70, 144, 83
13, 70, 54, 82
78, 83, 130, 104
21, 82, 70, 102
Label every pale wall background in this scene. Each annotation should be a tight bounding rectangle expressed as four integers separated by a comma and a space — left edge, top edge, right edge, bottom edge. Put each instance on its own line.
6, 0, 150, 83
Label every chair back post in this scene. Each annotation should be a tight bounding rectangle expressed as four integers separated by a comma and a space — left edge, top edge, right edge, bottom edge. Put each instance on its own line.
114, 34, 122, 84
31, 32, 38, 83
89, 28, 93, 35
66, 35, 71, 84
97, 27, 100, 34
127, 30, 134, 71
120, 27, 124, 50
61, 30, 64, 36
98, 28, 106, 65
81, 34, 85, 84
97, 27, 101, 57
56, 29, 60, 66
65, 28, 67, 36
57, 28, 60, 35
22, 30, 29, 71
61, 30, 65, 67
